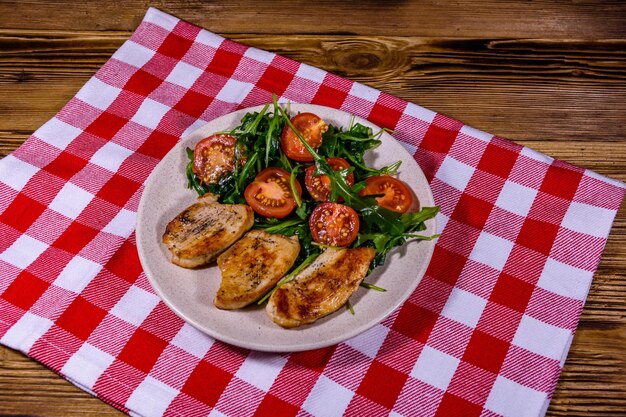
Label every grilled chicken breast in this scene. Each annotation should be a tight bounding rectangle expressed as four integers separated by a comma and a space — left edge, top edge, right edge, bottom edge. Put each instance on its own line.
162, 193, 254, 268
266, 247, 376, 328
214, 230, 300, 309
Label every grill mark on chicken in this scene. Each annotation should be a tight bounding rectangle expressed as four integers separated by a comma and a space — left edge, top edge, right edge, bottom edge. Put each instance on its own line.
214, 230, 300, 309
266, 247, 376, 328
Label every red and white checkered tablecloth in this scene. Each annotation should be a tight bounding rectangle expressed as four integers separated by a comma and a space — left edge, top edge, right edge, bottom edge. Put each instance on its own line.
0, 7, 624, 417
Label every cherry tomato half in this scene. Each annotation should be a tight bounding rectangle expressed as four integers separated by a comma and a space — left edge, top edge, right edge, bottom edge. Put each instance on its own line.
359, 175, 414, 213
281, 112, 328, 162
244, 167, 302, 218
309, 203, 360, 247
305, 158, 355, 202
193, 134, 240, 185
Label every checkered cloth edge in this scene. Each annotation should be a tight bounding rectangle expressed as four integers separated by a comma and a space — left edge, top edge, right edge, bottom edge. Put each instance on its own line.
0, 7, 624, 417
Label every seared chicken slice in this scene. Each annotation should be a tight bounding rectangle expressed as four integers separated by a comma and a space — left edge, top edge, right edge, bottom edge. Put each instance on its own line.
162, 193, 254, 268
214, 230, 300, 309
266, 247, 376, 328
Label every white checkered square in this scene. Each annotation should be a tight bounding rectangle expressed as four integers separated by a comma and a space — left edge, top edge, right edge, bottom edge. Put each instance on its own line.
0, 155, 39, 191
436, 156, 475, 192
349, 83, 380, 102
235, 351, 287, 391
89, 142, 133, 173
404, 102, 436, 123
495, 180, 538, 217
485, 376, 547, 417
170, 323, 215, 358
181, 119, 209, 138
125, 376, 178, 417
243, 47, 275, 64
144, 7, 179, 31
460, 125, 493, 142
400, 141, 417, 156
520, 146, 554, 164
76, 77, 121, 111
0, 235, 48, 269
436, 211, 449, 235
49, 182, 94, 220
295, 63, 327, 84
195, 30, 224, 48
131, 98, 170, 130
61, 343, 115, 389
54, 256, 102, 293
34, 117, 83, 150
0, 312, 53, 352
208, 410, 228, 417
165, 61, 204, 89
345, 324, 389, 359
561, 201, 615, 238
302, 375, 354, 417
110, 285, 160, 326
470, 231, 514, 271
512, 315, 572, 361
112, 40, 155, 68
537, 258, 593, 301
102, 209, 136, 238
410, 346, 459, 391
215, 79, 255, 104
441, 288, 487, 328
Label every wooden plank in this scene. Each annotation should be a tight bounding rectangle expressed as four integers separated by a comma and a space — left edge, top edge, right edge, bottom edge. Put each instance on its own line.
0, 1, 626, 38
0, 32, 625, 143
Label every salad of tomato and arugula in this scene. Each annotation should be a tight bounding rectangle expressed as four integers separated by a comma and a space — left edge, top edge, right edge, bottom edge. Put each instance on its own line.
186, 96, 439, 278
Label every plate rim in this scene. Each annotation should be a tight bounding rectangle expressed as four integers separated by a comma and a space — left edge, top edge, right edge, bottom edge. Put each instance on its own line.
136, 103, 437, 352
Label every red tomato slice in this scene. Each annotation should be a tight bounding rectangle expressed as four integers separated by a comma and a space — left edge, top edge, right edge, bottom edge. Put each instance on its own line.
305, 157, 355, 202
193, 134, 240, 185
244, 167, 302, 218
281, 112, 328, 162
309, 203, 360, 247
359, 175, 414, 213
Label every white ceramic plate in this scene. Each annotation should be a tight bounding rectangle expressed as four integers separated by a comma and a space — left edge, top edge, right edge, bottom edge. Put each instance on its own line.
136, 103, 436, 352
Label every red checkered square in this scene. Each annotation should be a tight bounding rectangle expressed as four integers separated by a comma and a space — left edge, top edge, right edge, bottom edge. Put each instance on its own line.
85, 112, 128, 140
462, 330, 510, 374
451, 193, 493, 230
501, 345, 561, 392
310, 83, 348, 108
483, 206, 525, 242
527, 191, 571, 225
420, 124, 459, 154
346, 394, 393, 416
118, 327, 168, 373
368, 102, 404, 130
289, 346, 336, 372
182, 360, 232, 406
357, 360, 407, 409
449, 131, 489, 167
477, 142, 519, 178
324, 344, 371, 391
124, 69, 164, 97
0, 194, 46, 233
157, 32, 194, 60
42, 151, 88, 181
1, 271, 49, 311
435, 219, 482, 258
56, 296, 107, 340
435, 392, 482, 417
526, 287, 582, 330
80, 269, 132, 311
427, 317, 474, 359
516, 218, 559, 256
139, 302, 183, 342
540, 163, 583, 200
269, 362, 319, 408
490, 273, 535, 313
173, 89, 214, 118
254, 393, 299, 417
206, 48, 244, 79
427, 246, 468, 286
52, 222, 99, 254
464, 170, 506, 203
105, 90, 144, 120
256, 65, 296, 96
96, 174, 141, 207
392, 302, 439, 343
408, 275, 453, 313
551, 228, 606, 270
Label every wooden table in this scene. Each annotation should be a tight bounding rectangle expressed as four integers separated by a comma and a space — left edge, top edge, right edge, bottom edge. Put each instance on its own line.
0, 1, 624, 416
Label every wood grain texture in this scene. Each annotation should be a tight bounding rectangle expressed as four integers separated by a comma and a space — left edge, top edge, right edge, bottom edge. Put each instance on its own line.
0, 1, 624, 416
